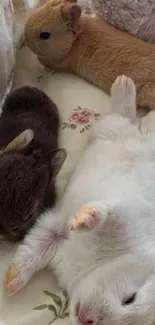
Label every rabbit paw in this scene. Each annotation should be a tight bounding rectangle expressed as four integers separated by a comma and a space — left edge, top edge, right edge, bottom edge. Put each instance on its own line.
111, 75, 136, 118
111, 75, 135, 102
71, 206, 101, 230
5, 263, 21, 296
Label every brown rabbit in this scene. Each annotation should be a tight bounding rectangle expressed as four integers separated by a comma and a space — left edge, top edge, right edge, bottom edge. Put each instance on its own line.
0, 86, 66, 241
26, 0, 155, 111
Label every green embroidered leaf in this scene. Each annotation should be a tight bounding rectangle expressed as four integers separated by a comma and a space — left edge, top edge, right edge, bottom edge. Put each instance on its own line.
80, 128, 85, 133
62, 298, 69, 313
59, 312, 70, 319
33, 304, 47, 310
36, 75, 44, 83
94, 113, 101, 117
43, 291, 62, 308
48, 318, 57, 325
48, 305, 57, 316
62, 124, 68, 130
77, 106, 82, 110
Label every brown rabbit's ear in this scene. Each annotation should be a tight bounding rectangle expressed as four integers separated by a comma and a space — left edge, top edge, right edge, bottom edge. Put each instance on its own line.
5, 129, 34, 152
50, 148, 67, 180
61, 4, 82, 27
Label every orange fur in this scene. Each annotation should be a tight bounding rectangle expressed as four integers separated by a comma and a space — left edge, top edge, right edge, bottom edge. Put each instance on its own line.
26, 0, 155, 110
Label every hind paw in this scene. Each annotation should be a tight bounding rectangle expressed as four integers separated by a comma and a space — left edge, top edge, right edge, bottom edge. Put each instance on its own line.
111, 75, 135, 101
111, 75, 136, 118
5, 263, 22, 296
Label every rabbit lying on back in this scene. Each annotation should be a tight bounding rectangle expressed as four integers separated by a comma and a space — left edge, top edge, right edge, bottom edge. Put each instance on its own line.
0, 86, 66, 241
5, 76, 155, 325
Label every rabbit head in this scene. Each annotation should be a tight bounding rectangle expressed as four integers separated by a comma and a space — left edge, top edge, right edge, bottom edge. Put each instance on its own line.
0, 130, 66, 240
70, 254, 155, 325
25, 0, 82, 63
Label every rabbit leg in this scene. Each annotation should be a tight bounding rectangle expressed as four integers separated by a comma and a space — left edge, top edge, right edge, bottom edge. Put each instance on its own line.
139, 111, 155, 133
111, 75, 136, 120
137, 82, 155, 111
5, 210, 69, 296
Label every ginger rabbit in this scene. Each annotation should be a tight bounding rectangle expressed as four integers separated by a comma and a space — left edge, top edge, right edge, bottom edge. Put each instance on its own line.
26, 0, 155, 111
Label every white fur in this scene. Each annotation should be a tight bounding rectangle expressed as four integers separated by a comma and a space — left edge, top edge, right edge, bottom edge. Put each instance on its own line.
7, 76, 155, 325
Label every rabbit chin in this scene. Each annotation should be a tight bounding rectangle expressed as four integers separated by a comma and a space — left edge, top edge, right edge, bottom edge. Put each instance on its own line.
69, 254, 155, 325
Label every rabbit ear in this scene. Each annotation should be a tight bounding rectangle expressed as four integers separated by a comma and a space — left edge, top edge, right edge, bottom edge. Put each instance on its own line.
5, 129, 34, 152
61, 3, 82, 27
50, 148, 67, 180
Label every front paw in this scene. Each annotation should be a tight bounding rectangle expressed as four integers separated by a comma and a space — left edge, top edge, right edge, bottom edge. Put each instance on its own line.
71, 205, 107, 231
38, 56, 51, 68
38, 57, 69, 73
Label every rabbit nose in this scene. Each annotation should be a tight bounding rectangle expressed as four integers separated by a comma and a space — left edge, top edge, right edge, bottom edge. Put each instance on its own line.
76, 302, 94, 325
78, 317, 94, 325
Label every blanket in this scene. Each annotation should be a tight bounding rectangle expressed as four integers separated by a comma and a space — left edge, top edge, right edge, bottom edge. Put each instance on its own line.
0, 0, 40, 107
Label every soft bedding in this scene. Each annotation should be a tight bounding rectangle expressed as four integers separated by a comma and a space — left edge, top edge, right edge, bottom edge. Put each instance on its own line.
0, 3, 146, 325
0, 0, 40, 108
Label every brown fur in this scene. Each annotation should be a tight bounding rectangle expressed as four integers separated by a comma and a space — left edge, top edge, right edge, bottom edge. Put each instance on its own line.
0, 86, 66, 241
26, 0, 155, 111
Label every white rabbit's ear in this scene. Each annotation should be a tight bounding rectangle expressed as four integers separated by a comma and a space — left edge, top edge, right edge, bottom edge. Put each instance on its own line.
5, 129, 34, 152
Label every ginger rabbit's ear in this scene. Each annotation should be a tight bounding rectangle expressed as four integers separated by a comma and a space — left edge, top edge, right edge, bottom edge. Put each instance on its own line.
61, 3, 82, 27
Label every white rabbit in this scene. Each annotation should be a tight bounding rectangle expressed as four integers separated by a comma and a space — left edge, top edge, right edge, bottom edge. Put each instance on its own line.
5, 75, 155, 325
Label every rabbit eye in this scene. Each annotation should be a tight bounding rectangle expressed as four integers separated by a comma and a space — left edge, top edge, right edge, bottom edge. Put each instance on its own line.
123, 292, 137, 306
39, 32, 51, 40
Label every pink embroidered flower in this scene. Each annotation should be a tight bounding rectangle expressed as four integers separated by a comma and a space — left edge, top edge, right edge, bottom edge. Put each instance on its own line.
69, 109, 94, 125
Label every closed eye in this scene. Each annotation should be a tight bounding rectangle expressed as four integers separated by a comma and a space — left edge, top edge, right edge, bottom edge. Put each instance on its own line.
12, 226, 18, 232
39, 32, 51, 40
25, 213, 33, 220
